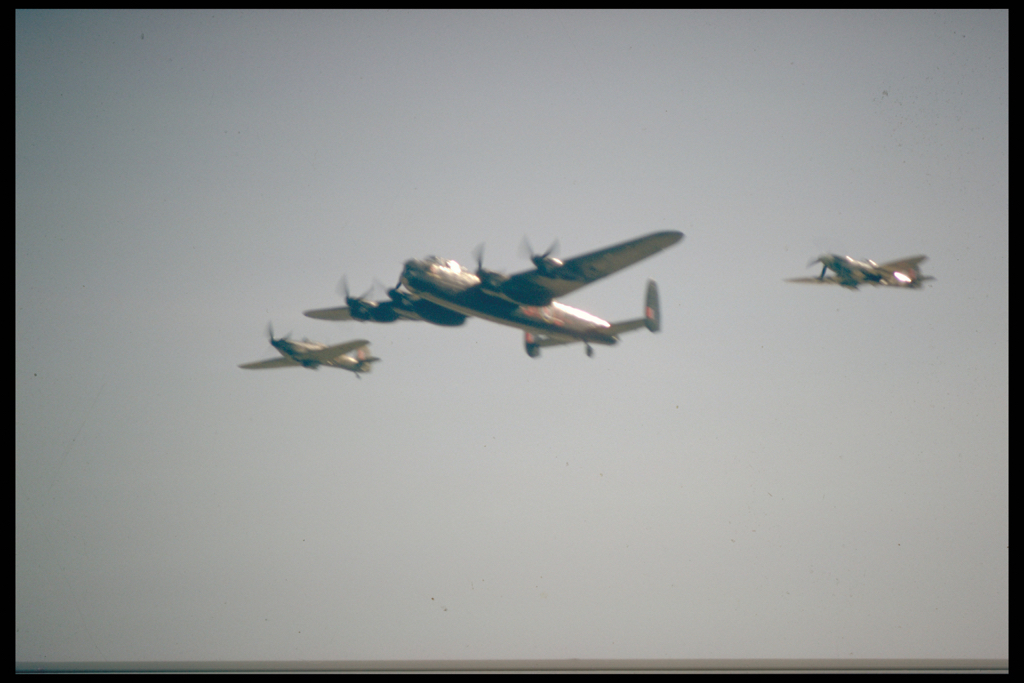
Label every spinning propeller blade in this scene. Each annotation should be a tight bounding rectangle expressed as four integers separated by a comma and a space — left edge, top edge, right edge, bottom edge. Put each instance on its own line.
520, 237, 562, 273
520, 237, 560, 264
473, 243, 486, 274
806, 256, 828, 281
340, 276, 372, 306
266, 322, 290, 346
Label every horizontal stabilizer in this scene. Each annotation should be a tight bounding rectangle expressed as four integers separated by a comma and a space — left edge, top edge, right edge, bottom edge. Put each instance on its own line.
607, 280, 661, 336
606, 318, 646, 336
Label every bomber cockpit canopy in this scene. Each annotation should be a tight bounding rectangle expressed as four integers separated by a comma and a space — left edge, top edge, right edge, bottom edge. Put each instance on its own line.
422, 256, 465, 273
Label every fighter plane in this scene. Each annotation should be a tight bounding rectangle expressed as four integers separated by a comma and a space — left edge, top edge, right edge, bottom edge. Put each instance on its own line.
239, 324, 379, 374
787, 254, 934, 290
306, 230, 683, 358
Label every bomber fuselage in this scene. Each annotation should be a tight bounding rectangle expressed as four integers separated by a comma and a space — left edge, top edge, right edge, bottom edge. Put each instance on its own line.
400, 256, 619, 344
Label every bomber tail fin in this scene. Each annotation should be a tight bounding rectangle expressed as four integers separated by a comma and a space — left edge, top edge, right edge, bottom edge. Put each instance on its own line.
606, 280, 662, 337
643, 279, 660, 332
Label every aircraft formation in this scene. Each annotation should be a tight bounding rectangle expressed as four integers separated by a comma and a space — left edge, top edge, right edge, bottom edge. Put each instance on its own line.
240, 230, 933, 374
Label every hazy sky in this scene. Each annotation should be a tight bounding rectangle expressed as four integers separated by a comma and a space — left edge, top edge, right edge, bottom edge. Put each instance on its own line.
16, 10, 1006, 664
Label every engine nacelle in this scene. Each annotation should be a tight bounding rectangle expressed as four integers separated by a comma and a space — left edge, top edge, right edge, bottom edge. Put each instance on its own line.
532, 255, 564, 276
347, 298, 378, 321
476, 269, 509, 297
368, 304, 400, 323
414, 300, 467, 327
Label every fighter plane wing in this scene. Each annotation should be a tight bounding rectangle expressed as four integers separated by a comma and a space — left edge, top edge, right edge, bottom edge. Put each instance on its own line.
239, 357, 301, 369
878, 255, 928, 273
303, 306, 353, 321
498, 231, 683, 306
878, 255, 927, 270
299, 339, 371, 363
785, 276, 854, 287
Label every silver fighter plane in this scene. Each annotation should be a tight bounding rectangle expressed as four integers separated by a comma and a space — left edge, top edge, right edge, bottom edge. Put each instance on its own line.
239, 324, 379, 375
787, 254, 934, 290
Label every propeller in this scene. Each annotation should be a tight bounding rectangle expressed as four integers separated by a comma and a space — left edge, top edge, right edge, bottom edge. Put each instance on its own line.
520, 237, 563, 275
374, 277, 395, 300
340, 276, 373, 304
472, 243, 507, 291
807, 256, 828, 280
266, 322, 291, 350
473, 243, 486, 274
338, 275, 377, 318
337, 275, 403, 322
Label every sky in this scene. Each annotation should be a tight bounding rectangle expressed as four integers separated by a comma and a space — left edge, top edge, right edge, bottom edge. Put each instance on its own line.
16, 10, 1007, 666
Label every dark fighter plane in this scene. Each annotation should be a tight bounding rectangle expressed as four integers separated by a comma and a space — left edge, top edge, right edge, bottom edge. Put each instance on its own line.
239, 324, 379, 375
306, 230, 683, 358
787, 254, 934, 290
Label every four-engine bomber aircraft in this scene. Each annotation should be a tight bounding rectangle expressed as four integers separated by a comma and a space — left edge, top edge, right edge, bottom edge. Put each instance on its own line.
787, 254, 933, 290
239, 324, 379, 375
307, 230, 683, 358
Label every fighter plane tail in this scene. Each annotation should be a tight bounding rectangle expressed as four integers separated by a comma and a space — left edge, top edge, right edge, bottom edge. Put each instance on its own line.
354, 345, 381, 372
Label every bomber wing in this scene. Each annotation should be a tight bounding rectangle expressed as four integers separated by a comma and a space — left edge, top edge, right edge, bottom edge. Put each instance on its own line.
303, 306, 353, 321
298, 339, 371, 363
498, 231, 683, 306
239, 357, 301, 370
